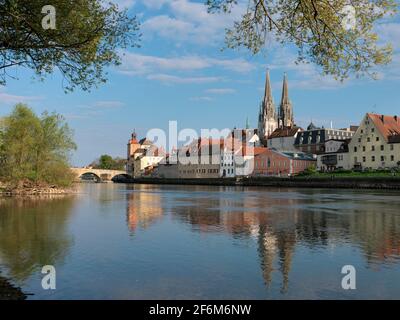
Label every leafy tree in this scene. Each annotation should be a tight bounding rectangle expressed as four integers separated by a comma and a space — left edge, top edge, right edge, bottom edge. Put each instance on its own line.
91, 154, 126, 170
206, 0, 397, 80
0, 0, 140, 91
0, 104, 77, 186
98, 154, 114, 170
302, 164, 317, 176
0, 104, 42, 181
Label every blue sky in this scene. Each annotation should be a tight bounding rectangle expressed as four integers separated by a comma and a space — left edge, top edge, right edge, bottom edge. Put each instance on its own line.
1, 0, 400, 166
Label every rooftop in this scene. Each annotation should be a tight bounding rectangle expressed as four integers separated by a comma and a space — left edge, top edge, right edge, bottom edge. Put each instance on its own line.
368, 113, 400, 143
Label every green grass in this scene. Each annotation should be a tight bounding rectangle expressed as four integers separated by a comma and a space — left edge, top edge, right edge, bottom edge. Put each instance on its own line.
296, 170, 400, 179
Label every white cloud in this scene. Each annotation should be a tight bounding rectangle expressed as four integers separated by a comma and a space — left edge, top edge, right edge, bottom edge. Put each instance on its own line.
0, 89, 43, 105
141, 0, 169, 10
190, 96, 213, 102
267, 48, 347, 90
141, 0, 245, 46
118, 52, 254, 84
146, 74, 221, 84
120, 52, 254, 75
120, 52, 210, 75
205, 88, 236, 95
143, 15, 193, 40
94, 100, 126, 108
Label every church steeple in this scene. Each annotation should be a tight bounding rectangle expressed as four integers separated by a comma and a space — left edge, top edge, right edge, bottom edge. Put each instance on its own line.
264, 69, 275, 114
258, 69, 278, 141
279, 73, 294, 128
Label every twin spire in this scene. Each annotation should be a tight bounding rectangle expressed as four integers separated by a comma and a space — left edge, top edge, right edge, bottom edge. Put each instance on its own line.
258, 70, 294, 140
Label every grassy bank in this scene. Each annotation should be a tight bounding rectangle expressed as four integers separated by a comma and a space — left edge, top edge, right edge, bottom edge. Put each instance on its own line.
297, 171, 400, 179
127, 176, 400, 190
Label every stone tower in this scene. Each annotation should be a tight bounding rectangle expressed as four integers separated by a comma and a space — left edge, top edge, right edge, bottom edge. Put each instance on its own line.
258, 70, 278, 140
278, 73, 294, 128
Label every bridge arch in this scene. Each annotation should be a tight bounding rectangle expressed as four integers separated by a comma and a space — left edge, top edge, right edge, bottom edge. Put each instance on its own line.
71, 168, 128, 183
79, 172, 102, 182
111, 174, 132, 183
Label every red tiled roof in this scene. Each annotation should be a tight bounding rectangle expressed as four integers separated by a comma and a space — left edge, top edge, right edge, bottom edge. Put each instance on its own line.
268, 127, 302, 139
368, 113, 400, 143
241, 146, 267, 156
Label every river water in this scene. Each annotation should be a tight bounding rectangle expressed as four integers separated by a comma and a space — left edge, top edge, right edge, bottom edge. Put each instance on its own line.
0, 183, 399, 300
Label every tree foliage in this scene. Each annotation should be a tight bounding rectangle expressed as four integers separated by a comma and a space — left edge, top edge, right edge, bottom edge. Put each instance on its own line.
0, 104, 77, 186
0, 0, 140, 91
91, 154, 126, 170
206, 0, 398, 80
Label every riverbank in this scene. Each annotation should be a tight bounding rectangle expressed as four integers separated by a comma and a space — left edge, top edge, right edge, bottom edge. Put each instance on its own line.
126, 176, 400, 190
0, 275, 26, 300
0, 180, 78, 196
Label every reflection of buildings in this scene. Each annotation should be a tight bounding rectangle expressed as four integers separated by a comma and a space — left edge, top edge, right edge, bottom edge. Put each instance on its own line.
347, 208, 400, 266
172, 190, 299, 292
171, 189, 400, 292
126, 187, 164, 232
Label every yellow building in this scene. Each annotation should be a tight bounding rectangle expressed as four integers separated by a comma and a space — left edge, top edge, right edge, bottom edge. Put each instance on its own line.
349, 113, 400, 170
127, 133, 164, 177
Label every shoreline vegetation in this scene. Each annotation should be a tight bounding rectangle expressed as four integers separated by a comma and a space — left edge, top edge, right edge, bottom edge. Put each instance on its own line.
0, 104, 77, 196
0, 274, 26, 300
125, 176, 400, 190
0, 180, 78, 196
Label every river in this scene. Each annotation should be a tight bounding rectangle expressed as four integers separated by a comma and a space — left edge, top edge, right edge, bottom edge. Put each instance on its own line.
0, 183, 399, 299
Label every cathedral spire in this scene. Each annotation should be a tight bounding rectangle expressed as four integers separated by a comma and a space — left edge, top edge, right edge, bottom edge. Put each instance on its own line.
258, 69, 278, 142
264, 69, 274, 107
281, 73, 289, 105
279, 73, 294, 128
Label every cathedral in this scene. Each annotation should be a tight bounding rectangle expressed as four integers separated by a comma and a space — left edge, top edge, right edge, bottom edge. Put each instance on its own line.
258, 70, 294, 142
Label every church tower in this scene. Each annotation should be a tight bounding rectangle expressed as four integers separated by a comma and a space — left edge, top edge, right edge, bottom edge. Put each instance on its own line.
258, 70, 278, 140
278, 73, 294, 128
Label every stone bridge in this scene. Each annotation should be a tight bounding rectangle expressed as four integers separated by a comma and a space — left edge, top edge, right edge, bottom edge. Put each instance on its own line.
71, 168, 129, 182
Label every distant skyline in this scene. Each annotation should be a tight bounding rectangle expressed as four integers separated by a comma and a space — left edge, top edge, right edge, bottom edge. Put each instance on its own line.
1, 0, 400, 166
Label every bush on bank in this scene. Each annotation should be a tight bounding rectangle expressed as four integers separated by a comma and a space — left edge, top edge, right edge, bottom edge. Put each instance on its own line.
0, 104, 77, 188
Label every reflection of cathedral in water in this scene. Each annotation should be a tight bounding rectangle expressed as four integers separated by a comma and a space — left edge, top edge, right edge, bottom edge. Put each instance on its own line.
126, 188, 164, 232
171, 189, 400, 293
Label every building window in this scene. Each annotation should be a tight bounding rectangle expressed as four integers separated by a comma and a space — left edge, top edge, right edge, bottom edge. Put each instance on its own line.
371, 128, 375, 133
381, 156, 385, 162
372, 146, 375, 151
381, 145, 384, 151
390, 145, 394, 151
391, 155, 395, 162
367, 137, 370, 142
363, 146, 366, 152
354, 147, 357, 152
372, 156, 375, 162
358, 138, 361, 143
363, 156, 366, 162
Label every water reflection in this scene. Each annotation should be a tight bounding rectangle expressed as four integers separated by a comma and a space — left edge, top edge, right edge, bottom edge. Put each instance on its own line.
0, 185, 400, 299
170, 187, 400, 293
0, 196, 75, 282
126, 187, 164, 233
